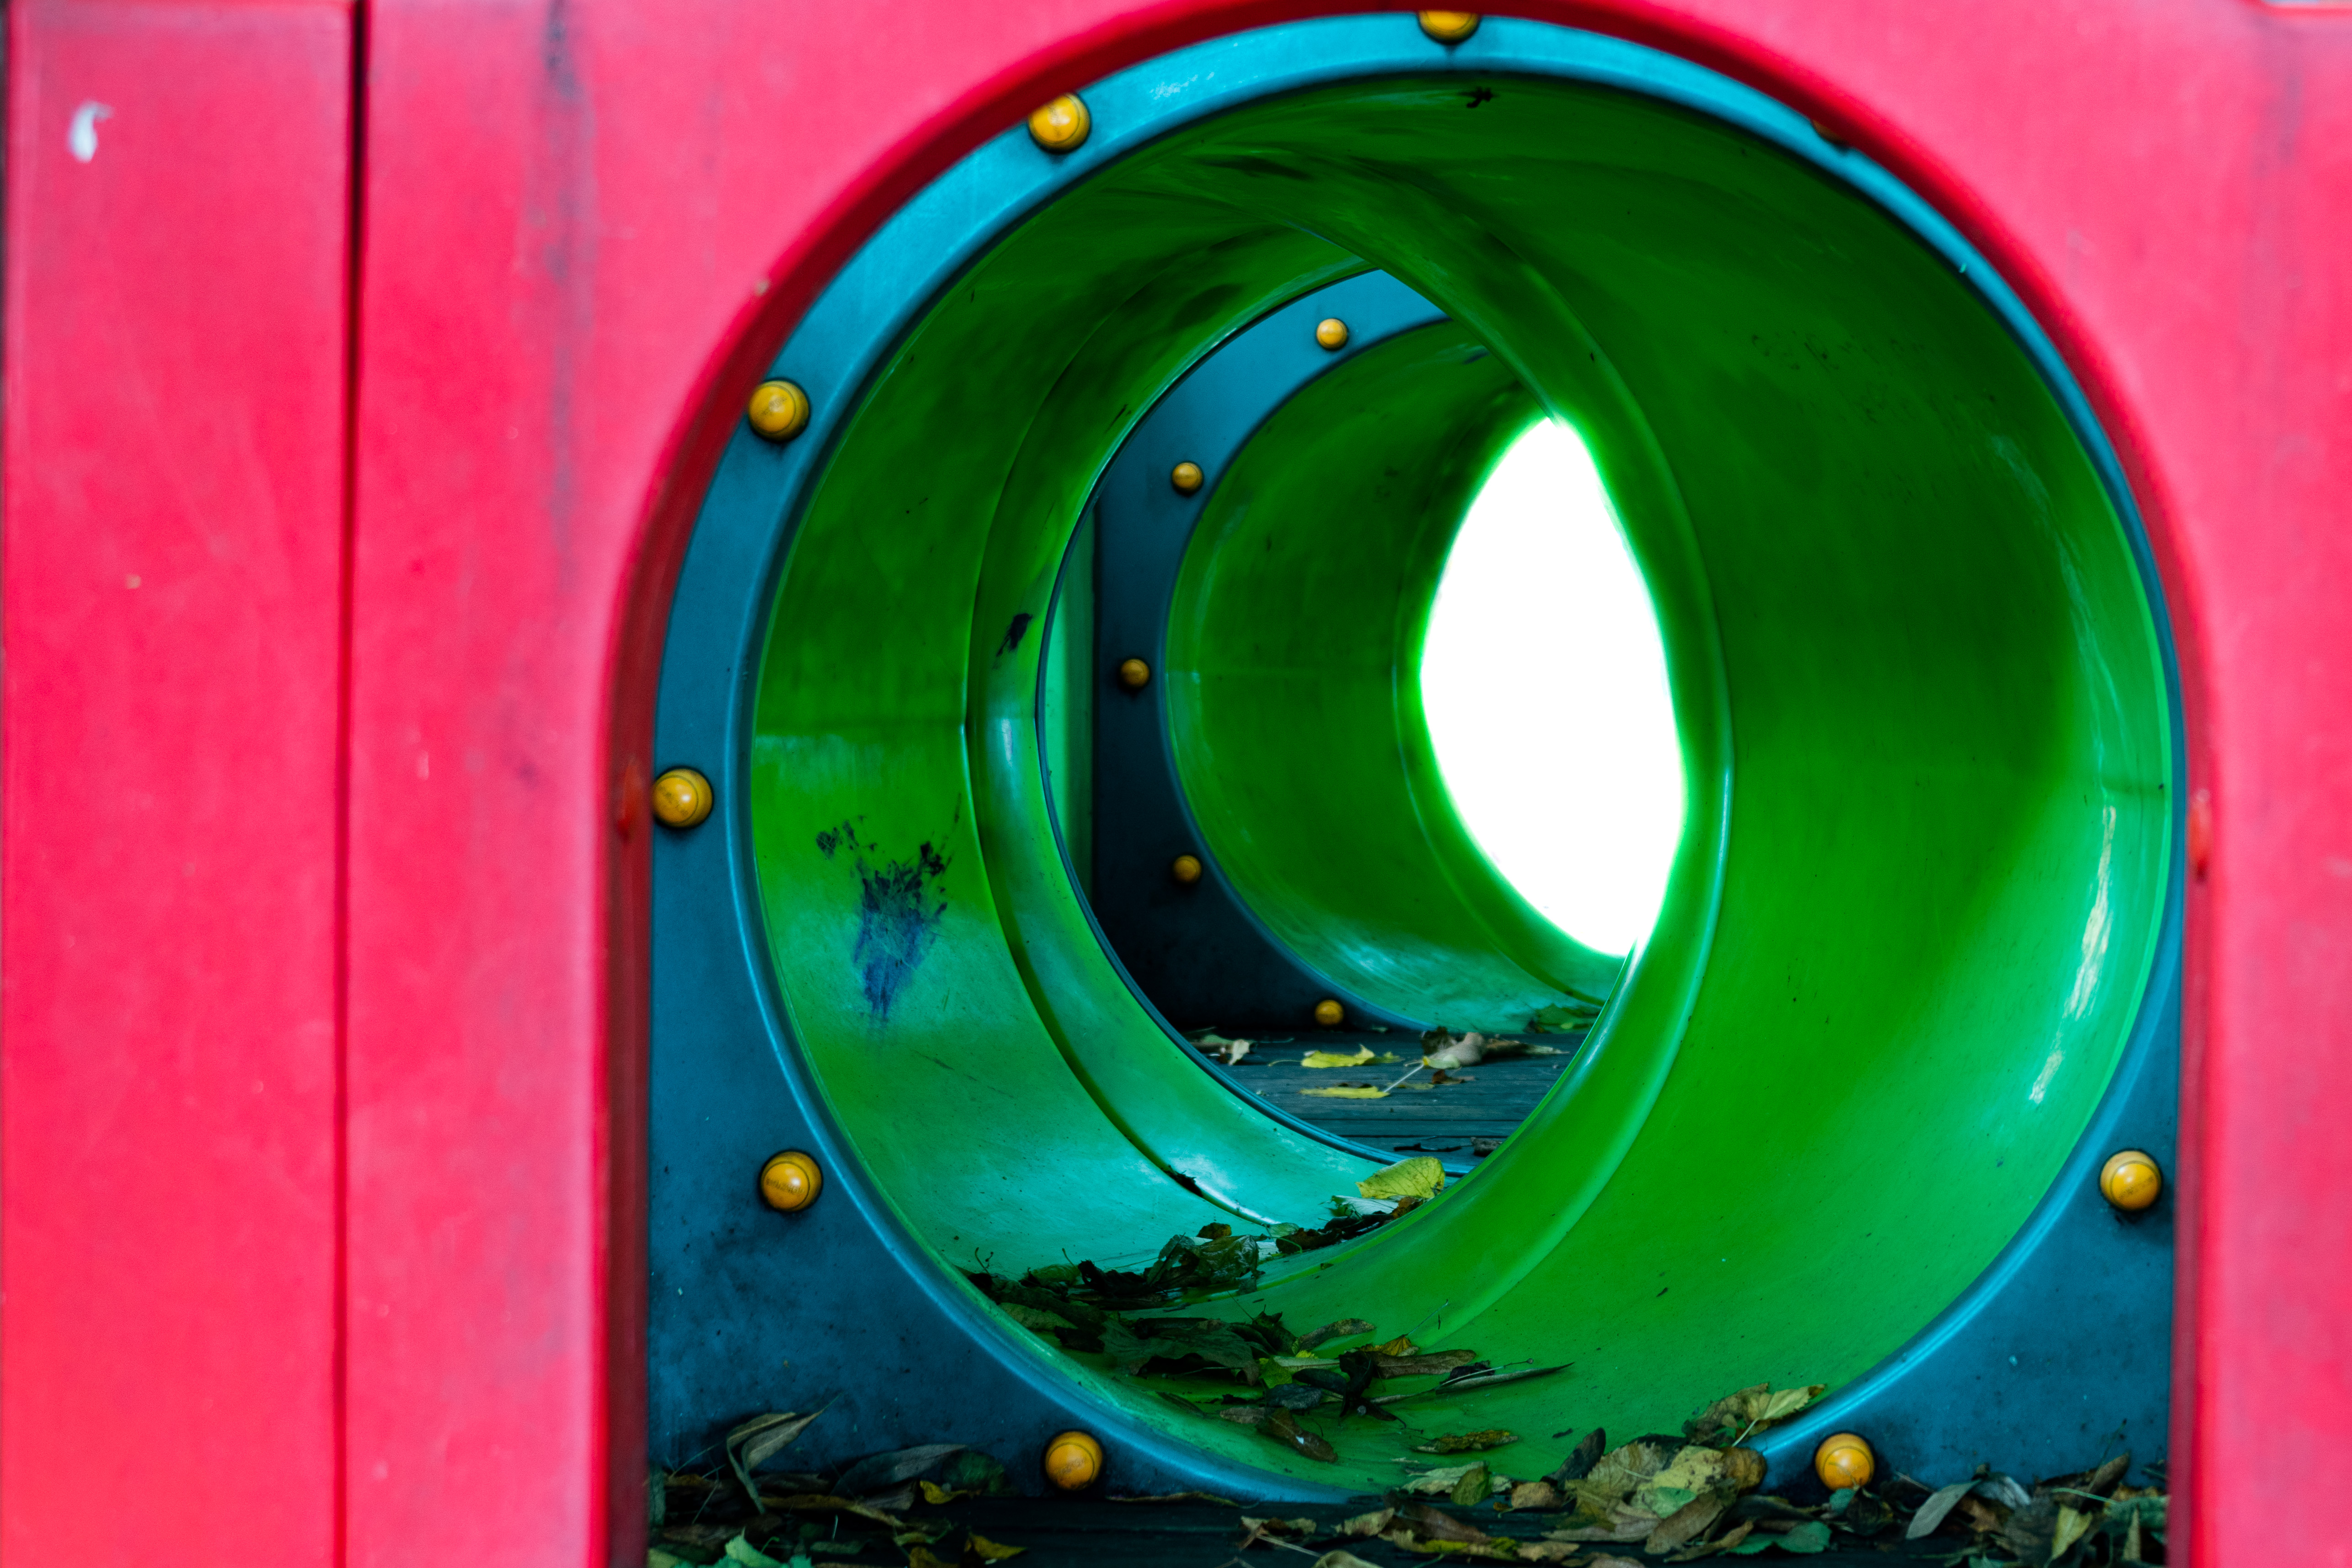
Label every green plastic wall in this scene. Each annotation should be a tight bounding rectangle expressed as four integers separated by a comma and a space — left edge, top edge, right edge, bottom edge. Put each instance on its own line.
745, 75, 2171, 1491
1165, 325, 1620, 1030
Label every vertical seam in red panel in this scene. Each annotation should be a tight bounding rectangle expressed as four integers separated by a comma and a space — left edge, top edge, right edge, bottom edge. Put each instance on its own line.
335, 3, 371, 1564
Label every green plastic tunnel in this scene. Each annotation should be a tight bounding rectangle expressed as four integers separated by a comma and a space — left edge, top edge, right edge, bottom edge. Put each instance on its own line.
747, 75, 2170, 1490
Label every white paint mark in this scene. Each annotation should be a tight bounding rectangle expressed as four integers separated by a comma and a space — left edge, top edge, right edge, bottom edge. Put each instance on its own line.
417, 752, 431, 780
2063, 805, 2118, 1022
124, 574, 140, 588
2028, 1046, 2065, 1107
68, 102, 112, 163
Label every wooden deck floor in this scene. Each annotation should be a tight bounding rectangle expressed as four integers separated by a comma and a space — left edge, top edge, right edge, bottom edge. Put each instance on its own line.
1197, 1030, 1578, 1160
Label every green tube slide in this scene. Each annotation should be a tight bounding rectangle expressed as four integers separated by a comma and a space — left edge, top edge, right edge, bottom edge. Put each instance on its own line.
746, 74, 2169, 1490
1164, 324, 1621, 1031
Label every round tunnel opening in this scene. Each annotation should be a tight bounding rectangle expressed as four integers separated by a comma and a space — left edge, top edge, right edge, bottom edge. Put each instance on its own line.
1422, 418, 1683, 959
726, 41, 2174, 1496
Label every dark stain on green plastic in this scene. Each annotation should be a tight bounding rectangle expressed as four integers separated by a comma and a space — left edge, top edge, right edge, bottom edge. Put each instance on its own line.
849, 834, 951, 1020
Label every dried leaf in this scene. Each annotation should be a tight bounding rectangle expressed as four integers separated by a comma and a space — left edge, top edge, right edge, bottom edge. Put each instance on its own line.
997, 1302, 1073, 1333
1954, 1495, 2008, 1534
1239, 1515, 1324, 1550
1587, 1441, 1670, 1500
1507, 1482, 1561, 1511
2002, 1497, 2059, 1565
2051, 1504, 2098, 1562
1645, 1486, 1735, 1554
1643, 1446, 1731, 1500
2092, 1453, 2133, 1494
1908, 1480, 1975, 1539
1265, 1383, 1332, 1411
907, 1548, 958, 1568
1421, 1363, 1570, 1395
1304, 1086, 1388, 1099
1976, 1473, 2033, 1512
722, 1535, 794, 1568
1515, 1545, 1578, 1563
1338, 1508, 1395, 1537
835, 1444, 963, 1498
769, 1494, 908, 1530
1194, 1033, 1255, 1065
1720, 1448, 1765, 1493
1359, 1156, 1446, 1201
1725, 1520, 1830, 1555
1451, 1463, 1494, 1506
1684, 1384, 1824, 1447
1402, 1464, 1483, 1495
1672, 1520, 1753, 1561
1436, 1030, 1492, 1064
1547, 1513, 1653, 1544
1299, 1319, 1377, 1350
1372, 1349, 1481, 1380
1550, 1428, 1607, 1485
1102, 1316, 1258, 1377
1415, 1430, 1519, 1454
916, 1481, 965, 1505
1261, 1407, 1339, 1463
2110, 1494, 2167, 1538
1398, 1502, 1493, 1543
1311, 1554, 1385, 1568
724, 1411, 825, 1505
935, 1450, 1012, 1497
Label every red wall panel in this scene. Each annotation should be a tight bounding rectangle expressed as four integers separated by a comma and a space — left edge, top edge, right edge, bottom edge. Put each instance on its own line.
347, 4, 2352, 1562
0, 1, 353, 1561
5, 0, 2347, 1563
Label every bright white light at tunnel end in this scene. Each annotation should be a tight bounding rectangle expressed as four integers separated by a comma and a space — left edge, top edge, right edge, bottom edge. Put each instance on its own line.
1420, 418, 1685, 956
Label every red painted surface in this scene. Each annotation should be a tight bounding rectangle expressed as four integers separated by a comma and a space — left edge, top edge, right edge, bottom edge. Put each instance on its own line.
0, 0, 353, 1561
7, 0, 2350, 1563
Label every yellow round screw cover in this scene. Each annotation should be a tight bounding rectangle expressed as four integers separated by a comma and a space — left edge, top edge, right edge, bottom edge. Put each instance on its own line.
1026, 94, 1091, 154
1043, 1430, 1102, 1490
652, 767, 714, 829
1814, 1432, 1875, 1491
758, 1150, 822, 1213
2100, 1149, 2163, 1212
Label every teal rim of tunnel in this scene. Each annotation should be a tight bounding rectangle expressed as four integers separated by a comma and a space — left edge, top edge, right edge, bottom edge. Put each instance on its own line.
651, 11, 2184, 1496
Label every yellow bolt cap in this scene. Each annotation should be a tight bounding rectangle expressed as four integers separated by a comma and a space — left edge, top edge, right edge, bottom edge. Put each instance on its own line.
651, 767, 714, 829
759, 1150, 822, 1213
1171, 460, 1204, 494
1027, 94, 1091, 153
747, 379, 810, 442
1314, 998, 1345, 1028
1117, 657, 1151, 691
1171, 854, 1203, 885
1315, 317, 1351, 351
2101, 1149, 2163, 1212
1044, 1429, 1102, 1490
1814, 1432, 1875, 1491
1418, 11, 1481, 43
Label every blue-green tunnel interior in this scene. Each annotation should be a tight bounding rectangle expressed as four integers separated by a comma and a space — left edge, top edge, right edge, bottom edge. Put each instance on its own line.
742, 73, 2171, 1492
